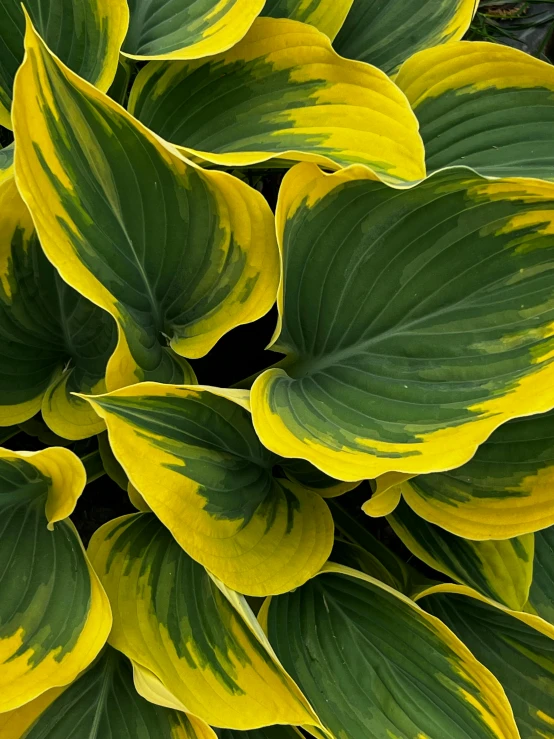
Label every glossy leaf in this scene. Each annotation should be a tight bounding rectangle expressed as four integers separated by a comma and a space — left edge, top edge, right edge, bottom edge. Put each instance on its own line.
260, 0, 353, 40
89, 513, 320, 731
262, 564, 519, 739
122, 0, 264, 60
85, 383, 333, 596
396, 40, 554, 179
418, 584, 554, 739
0, 0, 128, 128
366, 410, 554, 540
526, 525, 554, 625
251, 163, 554, 482
12, 19, 276, 391
333, 0, 478, 74
128, 17, 425, 184
0, 446, 111, 712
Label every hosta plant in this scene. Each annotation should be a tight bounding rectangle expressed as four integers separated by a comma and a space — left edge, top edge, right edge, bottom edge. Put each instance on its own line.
1, 1, 553, 738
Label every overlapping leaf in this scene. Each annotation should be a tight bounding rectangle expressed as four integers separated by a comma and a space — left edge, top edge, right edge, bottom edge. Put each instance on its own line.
13, 19, 276, 392
261, 564, 520, 739
251, 163, 554, 482
418, 584, 554, 739
88, 513, 320, 730
0, 0, 127, 127
396, 41, 554, 179
128, 17, 425, 183
0, 446, 111, 712
526, 525, 554, 625
261, 0, 353, 40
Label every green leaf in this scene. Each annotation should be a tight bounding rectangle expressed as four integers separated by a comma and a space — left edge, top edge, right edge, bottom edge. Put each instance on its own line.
85, 383, 334, 596
251, 163, 554, 484
0, 0, 128, 128
107, 56, 134, 105
122, 0, 264, 60
366, 409, 554, 540
12, 19, 276, 391
88, 513, 320, 731
261, 564, 520, 739
280, 457, 360, 498
0, 446, 111, 712
526, 525, 554, 625
218, 729, 302, 738
333, 0, 478, 74
418, 584, 554, 739
128, 17, 425, 184
260, 0, 353, 40
396, 40, 554, 179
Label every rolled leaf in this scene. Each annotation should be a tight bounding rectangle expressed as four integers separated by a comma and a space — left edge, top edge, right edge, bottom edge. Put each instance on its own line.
88, 513, 320, 731
333, 0, 477, 74
261, 0, 354, 40
85, 383, 333, 596
366, 409, 554, 539
12, 19, 276, 391
0, 0, 128, 128
0, 446, 111, 712
396, 41, 554, 179
262, 564, 520, 739
251, 163, 554, 482
418, 584, 554, 739
526, 525, 554, 625
122, 0, 264, 60
128, 17, 425, 184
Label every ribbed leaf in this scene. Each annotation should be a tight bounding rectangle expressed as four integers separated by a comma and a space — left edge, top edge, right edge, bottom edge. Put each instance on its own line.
418, 584, 554, 739
85, 383, 333, 595
0, 0, 128, 128
88, 513, 320, 731
389, 499, 534, 610
122, 0, 264, 60
262, 564, 519, 739
128, 18, 425, 183
0, 447, 111, 712
260, 0, 353, 40
366, 410, 554, 539
396, 41, 554, 179
333, 0, 477, 74
526, 526, 554, 625
0, 647, 208, 739
251, 163, 554, 482
12, 19, 275, 391
0, 173, 116, 438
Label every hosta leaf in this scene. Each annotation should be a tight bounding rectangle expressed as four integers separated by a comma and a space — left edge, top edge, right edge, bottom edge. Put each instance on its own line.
218, 729, 302, 738
122, 0, 264, 60
251, 163, 554, 482
88, 513, 320, 731
280, 458, 360, 498
260, 0, 353, 40
0, 447, 111, 712
366, 409, 554, 539
128, 18, 425, 184
85, 383, 333, 595
0, 174, 116, 438
396, 41, 554, 180
333, 0, 478, 75
418, 584, 554, 739
0, 647, 209, 739
261, 564, 520, 739
389, 499, 534, 610
526, 525, 554, 625
13, 19, 276, 391
0, 0, 128, 128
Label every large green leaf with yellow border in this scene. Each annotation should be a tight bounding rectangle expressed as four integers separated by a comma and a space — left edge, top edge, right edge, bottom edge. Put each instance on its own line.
128, 17, 425, 184
0, 446, 111, 712
388, 499, 534, 610
0, 646, 213, 739
418, 584, 554, 739
333, 0, 478, 75
12, 18, 276, 392
526, 525, 554, 625
250, 163, 554, 483
88, 513, 321, 731
260, 563, 520, 739
260, 0, 353, 40
364, 409, 554, 539
84, 383, 333, 596
396, 41, 554, 180
0, 170, 117, 439
121, 0, 264, 61
0, 0, 128, 128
